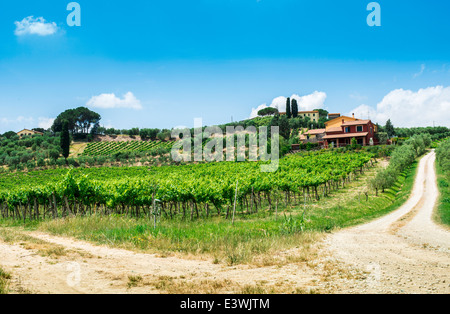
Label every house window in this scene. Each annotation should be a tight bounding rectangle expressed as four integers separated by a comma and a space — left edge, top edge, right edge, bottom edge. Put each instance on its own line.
357, 126, 363, 132
345, 127, 350, 133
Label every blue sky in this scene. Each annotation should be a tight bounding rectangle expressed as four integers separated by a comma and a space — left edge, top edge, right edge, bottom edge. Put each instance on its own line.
1, 0, 450, 133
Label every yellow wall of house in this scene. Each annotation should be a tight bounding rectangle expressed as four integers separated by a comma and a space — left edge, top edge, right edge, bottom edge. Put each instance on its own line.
17, 130, 42, 137
17, 130, 33, 136
298, 112, 319, 123
325, 116, 356, 131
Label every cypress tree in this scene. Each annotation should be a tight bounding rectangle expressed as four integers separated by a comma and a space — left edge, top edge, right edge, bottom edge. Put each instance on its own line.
291, 99, 298, 118
61, 120, 70, 161
385, 119, 395, 138
286, 97, 291, 119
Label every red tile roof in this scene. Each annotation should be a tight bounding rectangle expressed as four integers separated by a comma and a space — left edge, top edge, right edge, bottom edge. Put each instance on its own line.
323, 132, 369, 140
326, 127, 343, 132
306, 129, 326, 135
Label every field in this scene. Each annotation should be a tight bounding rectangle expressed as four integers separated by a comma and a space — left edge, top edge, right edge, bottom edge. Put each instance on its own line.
1, 135, 436, 267
0, 150, 375, 221
0, 133, 176, 171
82, 140, 174, 157
1, 149, 405, 264
1, 143, 432, 295
0, 148, 419, 268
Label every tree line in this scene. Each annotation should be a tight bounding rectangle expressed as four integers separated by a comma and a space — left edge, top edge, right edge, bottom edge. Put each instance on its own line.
369, 133, 432, 195
436, 138, 450, 178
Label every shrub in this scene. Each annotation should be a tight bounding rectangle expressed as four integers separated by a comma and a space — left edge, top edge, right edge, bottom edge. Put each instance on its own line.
370, 134, 432, 195
37, 158, 46, 168
26, 160, 36, 170
48, 149, 60, 161
436, 139, 450, 173
67, 158, 78, 167
20, 153, 33, 164
56, 158, 66, 167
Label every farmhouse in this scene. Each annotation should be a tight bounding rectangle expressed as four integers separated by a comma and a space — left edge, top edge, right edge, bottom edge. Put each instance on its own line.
300, 128, 326, 144
17, 129, 44, 137
279, 110, 320, 123
323, 115, 378, 148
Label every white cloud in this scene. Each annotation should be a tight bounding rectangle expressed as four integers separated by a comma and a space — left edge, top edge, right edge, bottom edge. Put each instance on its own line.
0, 116, 56, 133
86, 92, 143, 110
413, 64, 426, 79
38, 117, 55, 129
347, 104, 378, 121
292, 91, 327, 111
249, 91, 327, 118
0, 116, 34, 125
349, 86, 450, 127
249, 104, 270, 119
0, 116, 34, 133
14, 16, 58, 36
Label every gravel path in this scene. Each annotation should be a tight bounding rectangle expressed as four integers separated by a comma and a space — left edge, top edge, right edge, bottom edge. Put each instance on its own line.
323, 151, 449, 293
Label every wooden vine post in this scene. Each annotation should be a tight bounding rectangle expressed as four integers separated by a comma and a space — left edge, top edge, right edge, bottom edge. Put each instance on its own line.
232, 180, 238, 226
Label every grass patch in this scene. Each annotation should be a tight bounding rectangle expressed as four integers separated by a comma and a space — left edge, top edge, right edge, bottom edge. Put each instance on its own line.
435, 162, 450, 227
0, 227, 68, 258
35, 214, 323, 266
127, 275, 143, 288
0, 267, 12, 294
127, 275, 320, 294
305, 158, 418, 231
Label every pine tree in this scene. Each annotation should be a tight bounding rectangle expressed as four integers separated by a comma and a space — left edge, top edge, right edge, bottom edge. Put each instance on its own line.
385, 119, 395, 138
286, 97, 291, 119
61, 120, 70, 161
291, 99, 298, 118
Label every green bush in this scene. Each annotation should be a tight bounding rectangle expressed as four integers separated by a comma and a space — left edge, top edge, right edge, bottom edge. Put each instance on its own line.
37, 158, 46, 168
370, 134, 431, 195
67, 158, 78, 167
26, 160, 36, 170
48, 149, 60, 161
436, 139, 450, 174
56, 158, 66, 167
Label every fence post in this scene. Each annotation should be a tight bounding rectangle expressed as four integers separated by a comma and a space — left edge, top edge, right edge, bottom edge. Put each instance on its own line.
232, 180, 238, 226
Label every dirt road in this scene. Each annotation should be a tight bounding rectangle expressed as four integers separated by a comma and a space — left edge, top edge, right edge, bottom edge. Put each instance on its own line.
0, 230, 323, 294
324, 151, 449, 293
0, 151, 448, 294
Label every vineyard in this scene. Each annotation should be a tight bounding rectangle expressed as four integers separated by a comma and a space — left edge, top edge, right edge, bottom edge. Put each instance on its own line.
0, 150, 375, 222
82, 140, 175, 157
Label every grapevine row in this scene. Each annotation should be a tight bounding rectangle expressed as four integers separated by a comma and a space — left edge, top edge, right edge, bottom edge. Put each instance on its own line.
83, 140, 174, 157
0, 151, 375, 221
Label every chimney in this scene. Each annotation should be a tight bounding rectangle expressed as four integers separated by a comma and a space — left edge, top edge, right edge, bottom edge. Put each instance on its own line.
342, 119, 345, 124
352, 113, 355, 119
